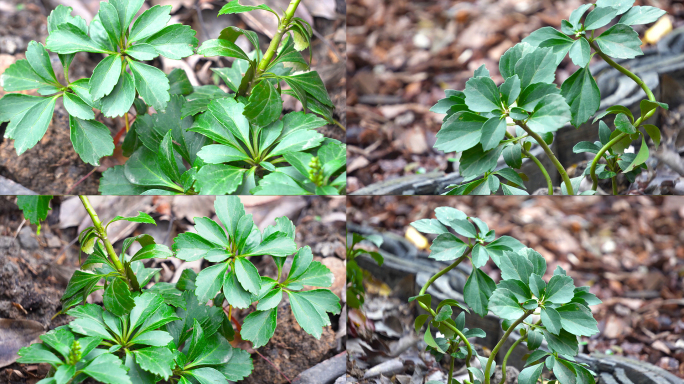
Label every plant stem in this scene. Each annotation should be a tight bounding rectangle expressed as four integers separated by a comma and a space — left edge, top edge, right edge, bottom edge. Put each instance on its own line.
587, 39, 658, 192
483, 311, 532, 384
516, 121, 574, 195
124, 112, 130, 133
611, 175, 618, 195
255, 0, 301, 78
417, 247, 473, 382
524, 148, 553, 195
79, 196, 133, 289
419, 247, 472, 296
448, 348, 455, 384
497, 334, 527, 384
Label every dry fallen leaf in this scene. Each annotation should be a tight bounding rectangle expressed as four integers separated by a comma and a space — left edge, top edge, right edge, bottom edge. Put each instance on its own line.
0, 319, 45, 368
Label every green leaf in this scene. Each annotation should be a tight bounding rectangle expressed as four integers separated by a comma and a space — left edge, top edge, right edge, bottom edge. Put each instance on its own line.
434, 305, 453, 322
568, 38, 591, 67
489, 288, 525, 321
499, 43, 535, 80
124, 147, 181, 191
541, 306, 562, 335
82, 353, 131, 384
129, 5, 171, 42
459, 144, 504, 178
480, 116, 507, 152
498, 280, 532, 302
570, 4, 593, 26
246, 232, 297, 257
517, 83, 560, 112
130, 244, 172, 262
429, 233, 468, 261
157, 130, 182, 182
471, 243, 489, 268
527, 329, 543, 350
16, 195, 52, 225
188, 368, 228, 384
614, 113, 636, 134
195, 165, 247, 195
46, 23, 108, 54
0, 95, 45, 127
98, 1, 122, 45
619, 6, 666, 25
125, 43, 159, 61
545, 275, 575, 304
464, 268, 496, 317
643, 124, 660, 148
128, 60, 170, 111
503, 144, 523, 169
104, 278, 135, 316
207, 98, 251, 146
110, 0, 144, 30
195, 262, 229, 303
223, 269, 254, 309
573, 141, 602, 154
596, 0, 635, 15
464, 76, 502, 113
197, 38, 249, 60
268, 129, 324, 158
214, 348, 253, 381
89, 54, 123, 101
526, 94, 571, 133
17, 343, 62, 366
139, 24, 198, 60
132, 347, 174, 379
543, 329, 579, 356
484, 236, 525, 262
100, 71, 135, 118
173, 232, 219, 261
514, 46, 558, 89
584, 6, 620, 30
288, 289, 341, 339
594, 24, 643, 59
500, 74, 521, 107
241, 307, 277, 348
234, 257, 262, 294
410, 219, 449, 235
69, 117, 115, 166
244, 80, 282, 127
522, 27, 567, 47
187, 319, 206, 362
63, 92, 95, 120
518, 364, 544, 384
8, 95, 58, 155
434, 112, 487, 153
552, 357, 577, 384
557, 304, 599, 336
26, 41, 58, 84
283, 72, 333, 107
219, 0, 278, 17
498, 251, 534, 285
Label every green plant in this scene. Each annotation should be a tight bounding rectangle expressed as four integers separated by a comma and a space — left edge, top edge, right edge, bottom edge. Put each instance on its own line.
15, 195, 341, 383
432, 0, 668, 195
1, 0, 346, 196
0, 2, 197, 164
346, 232, 384, 309
410, 207, 602, 384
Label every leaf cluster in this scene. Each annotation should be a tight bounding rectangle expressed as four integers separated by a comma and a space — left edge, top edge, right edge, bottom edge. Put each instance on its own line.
410, 207, 603, 384
431, 0, 668, 196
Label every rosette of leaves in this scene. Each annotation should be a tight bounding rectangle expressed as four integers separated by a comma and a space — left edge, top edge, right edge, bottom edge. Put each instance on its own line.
431, 0, 669, 196
17, 326, 130, 384
409, 206, 526, 317
166, 319, 253, 384
99, 92, 210, 195
0, 2, 197, 165
66, 293, 181, 382
61, 212, 172, 315
172, 196, 341, 347
253, 138, 347, 195
346, 233, 384, 309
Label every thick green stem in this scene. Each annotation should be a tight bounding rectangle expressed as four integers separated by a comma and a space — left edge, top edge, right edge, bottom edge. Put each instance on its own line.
611, 176, 618, 195
516, 121, 574, 195
504, 132, 552, 195
448, 349, 455, 384
497, 334, 527, 384
419, 247, 472, 296
484, 311, 532, 384
587, 39, 658, 192
255, 0, 301, 77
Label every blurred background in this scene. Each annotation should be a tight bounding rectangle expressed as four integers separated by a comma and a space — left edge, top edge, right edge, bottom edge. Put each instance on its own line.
347, 195, 684, 381
0, 195, 345, 383
0, 0, 346, 194
347, 0, 684, 195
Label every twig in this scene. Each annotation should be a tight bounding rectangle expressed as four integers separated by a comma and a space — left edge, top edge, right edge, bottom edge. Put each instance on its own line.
13, 219, 26, 239
254, 349, 292, 383
66, 168, 98, 194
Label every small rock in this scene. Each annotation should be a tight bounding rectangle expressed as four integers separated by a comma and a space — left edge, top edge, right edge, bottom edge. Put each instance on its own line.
46, 235, 62, 248
412, 33, 431, 49
314, 242, 337, 257
0, 236, 17, 249
18, 227, 39, 250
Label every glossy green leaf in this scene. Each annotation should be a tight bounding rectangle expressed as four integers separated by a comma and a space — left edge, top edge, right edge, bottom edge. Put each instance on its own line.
244, 80, 282, 126
464, 268, 496, 317
129, 60, 171, 111
100, 71, 135, 118
545, 275, 575, 304
622, 134, 648, 172
619, 6, 666, 25
464, 76, 502, 113
104, 278, 135, 316
518, 364, 544, 384
69, 116, 115, 166
241, 308, 277, 348
8, 95, 58, 155
139, 24, 198, 60
132, 347, 174, 379
514, 46, 558, 88
429, 233, 468, 261
288, 289, 341, 339
434, 112, 487, 153
584, 6, 620, 30
480, 116, 507, 152
89, 54, 123, 101
82, 353, 131, 384
459, 143, 504, 178
46, 23, 108, 54
526, 94, 571, 133
129, 5, 171, 42
197, 38, 249, 60
594, 24, 643, 59
569, 38, 591, 67
488, 288, 525, 321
